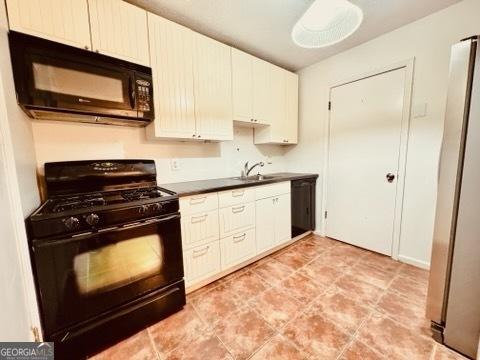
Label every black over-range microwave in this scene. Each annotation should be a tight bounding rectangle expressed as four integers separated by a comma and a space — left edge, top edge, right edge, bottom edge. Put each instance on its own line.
8, 31, 154, 126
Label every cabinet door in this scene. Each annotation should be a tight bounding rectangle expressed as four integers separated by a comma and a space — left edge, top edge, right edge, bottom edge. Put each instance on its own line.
220, 228, 256, 270
252, 58, 270, 125
219, 202, 255, 238
181, 209, 219, 250
6, 0, 91, 49
147, 13, 196, 139
88, 0, 149, 66
193, 33, 233, 141
255, 198, 276, 253
269, 65, 287, 143
231, 48, 253, 122
183, 241, 221, 286
285, 71, 299, 144
275, 193, 292, 245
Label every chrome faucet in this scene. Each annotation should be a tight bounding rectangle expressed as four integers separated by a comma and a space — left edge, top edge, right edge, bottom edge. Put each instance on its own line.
241, 161, 265, 179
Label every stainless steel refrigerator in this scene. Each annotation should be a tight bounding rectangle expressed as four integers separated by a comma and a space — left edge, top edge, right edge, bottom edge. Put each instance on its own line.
427, 35, 480, 360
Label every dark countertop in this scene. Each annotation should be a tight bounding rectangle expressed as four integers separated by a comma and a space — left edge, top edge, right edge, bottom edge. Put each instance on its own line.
160, 172, 319, 196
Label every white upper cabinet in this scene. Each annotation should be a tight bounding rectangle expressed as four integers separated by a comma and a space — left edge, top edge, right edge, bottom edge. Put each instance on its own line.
146, 13, 196, 140
147, 14, 234, 141
285, 71, 299, 144
252, 57, 271, 126
231, 49, 271, 127
193, 33, 233, 141
254, 68, 298, 145
6, 0, 91, 50
231, 48, 253, 124
88, 0, 149, 66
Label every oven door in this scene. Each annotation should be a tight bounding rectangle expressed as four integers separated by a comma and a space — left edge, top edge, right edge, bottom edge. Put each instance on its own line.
32, 214, 183, 335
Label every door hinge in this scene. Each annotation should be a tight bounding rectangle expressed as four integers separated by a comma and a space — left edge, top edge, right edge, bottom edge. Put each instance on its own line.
32, 326, 40, 342
324, 211, 328, 219
328, 101, 331, 111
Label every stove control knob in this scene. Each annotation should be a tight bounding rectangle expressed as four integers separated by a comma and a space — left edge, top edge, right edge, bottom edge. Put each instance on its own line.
64, 217, 80, 230
86, 213, 100, 226
138, 205, 148, 214
151, 202, 163, 211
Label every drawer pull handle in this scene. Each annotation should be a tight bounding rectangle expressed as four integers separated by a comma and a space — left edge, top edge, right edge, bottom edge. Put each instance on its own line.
233, 233, 247, 243
232, 190, 244, 197
192, 246, 210, 257
191, 214, 208, 223
190, 196, 207, 205
232, 205, 245, 213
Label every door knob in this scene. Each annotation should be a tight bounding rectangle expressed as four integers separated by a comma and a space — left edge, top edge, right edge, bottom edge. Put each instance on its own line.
386, 173, 396, 183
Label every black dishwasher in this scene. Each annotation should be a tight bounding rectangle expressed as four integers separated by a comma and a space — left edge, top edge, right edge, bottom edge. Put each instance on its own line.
291, 177, 317, 237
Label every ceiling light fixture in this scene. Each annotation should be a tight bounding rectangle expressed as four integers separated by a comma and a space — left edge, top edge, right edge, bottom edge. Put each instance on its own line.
292, 0, 363, 48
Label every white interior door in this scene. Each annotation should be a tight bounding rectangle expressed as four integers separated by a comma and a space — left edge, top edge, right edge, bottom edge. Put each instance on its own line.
326, 68, 406, 255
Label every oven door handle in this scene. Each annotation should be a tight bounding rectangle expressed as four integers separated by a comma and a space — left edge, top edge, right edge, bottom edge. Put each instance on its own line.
34, 213, 181, 247
144, 214, 181, 224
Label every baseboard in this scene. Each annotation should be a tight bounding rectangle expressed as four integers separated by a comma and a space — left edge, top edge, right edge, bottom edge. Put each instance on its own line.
313, 231, 431, 270
397, 254, 430, 270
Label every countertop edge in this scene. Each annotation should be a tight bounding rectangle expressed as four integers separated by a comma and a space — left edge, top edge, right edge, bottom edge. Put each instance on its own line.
160, 173, 319, 197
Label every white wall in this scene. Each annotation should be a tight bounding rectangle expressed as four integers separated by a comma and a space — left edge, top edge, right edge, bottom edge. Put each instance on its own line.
31, 121, 287, 192
0, 0, 41, 340
0, 5, 40, 216
284, 0, 480, 268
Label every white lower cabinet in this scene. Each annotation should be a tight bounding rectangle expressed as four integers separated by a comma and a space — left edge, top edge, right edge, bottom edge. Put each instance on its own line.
181, 209, 219, 249
255, 197, 277, 253
219, 202, 255, 237
220, 228, 256, 269
183, 241, 221, 286
182, 181, 292, 289
275, 193, 292, 245
256, 186, 292, 252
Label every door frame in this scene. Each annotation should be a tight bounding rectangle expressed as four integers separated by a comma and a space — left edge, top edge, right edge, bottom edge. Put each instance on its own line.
320, 58, 415, 260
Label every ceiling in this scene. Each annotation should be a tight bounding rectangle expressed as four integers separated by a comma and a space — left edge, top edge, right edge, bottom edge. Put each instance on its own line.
128, 0, 462, 71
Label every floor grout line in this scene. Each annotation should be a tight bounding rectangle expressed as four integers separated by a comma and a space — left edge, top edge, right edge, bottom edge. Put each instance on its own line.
95, 235, 444, 360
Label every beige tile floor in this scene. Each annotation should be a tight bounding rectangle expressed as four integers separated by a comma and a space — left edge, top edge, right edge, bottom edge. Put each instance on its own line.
92, 235, 468, 360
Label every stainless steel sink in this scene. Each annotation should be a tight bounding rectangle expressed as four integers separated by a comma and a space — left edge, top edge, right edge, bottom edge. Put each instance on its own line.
232, 174, 278, 181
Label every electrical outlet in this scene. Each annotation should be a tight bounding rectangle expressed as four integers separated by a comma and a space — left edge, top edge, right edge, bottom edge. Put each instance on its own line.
170, 159, 181, 171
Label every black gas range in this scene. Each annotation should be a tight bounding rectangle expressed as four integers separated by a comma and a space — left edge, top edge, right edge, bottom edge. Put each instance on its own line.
27, 160, 185, 359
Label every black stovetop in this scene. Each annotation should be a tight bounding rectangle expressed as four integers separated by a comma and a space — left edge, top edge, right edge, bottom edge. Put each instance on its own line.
40, 186, 173, 215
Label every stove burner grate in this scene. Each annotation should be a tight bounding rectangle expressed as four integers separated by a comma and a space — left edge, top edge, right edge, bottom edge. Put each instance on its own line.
52, 194, 106, 213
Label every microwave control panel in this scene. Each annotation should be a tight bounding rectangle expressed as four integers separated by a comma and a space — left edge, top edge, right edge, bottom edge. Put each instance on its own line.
136, 79, 151, 113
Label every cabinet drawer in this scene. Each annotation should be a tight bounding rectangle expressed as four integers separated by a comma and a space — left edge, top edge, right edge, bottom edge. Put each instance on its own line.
220, 228, 256, 269
219, 202, 255, 237
183, 241, 220, 286
218, 187, 255, 208
181, 209, 219, 250
180, 193, 218, 214
255, 181, 290, 200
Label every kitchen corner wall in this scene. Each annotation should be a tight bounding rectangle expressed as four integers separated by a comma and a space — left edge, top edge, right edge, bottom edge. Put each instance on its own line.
284, 0, 480, 268
0, 0, 41, 341
31, 121, 287, 193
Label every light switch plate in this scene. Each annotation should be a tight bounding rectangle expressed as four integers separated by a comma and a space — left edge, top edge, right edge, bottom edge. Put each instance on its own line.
170, 159, 181, 171
413, 103, 428, 118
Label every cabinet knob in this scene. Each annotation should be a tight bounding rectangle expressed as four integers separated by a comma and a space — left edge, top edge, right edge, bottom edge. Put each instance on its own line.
84, 45, 89, 50
197, 135, 201, 138
95, 49, 99, 53
192, 134, 196, 137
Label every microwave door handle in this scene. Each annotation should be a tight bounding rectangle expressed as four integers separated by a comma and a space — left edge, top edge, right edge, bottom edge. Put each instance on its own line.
128, 77, 135, 109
